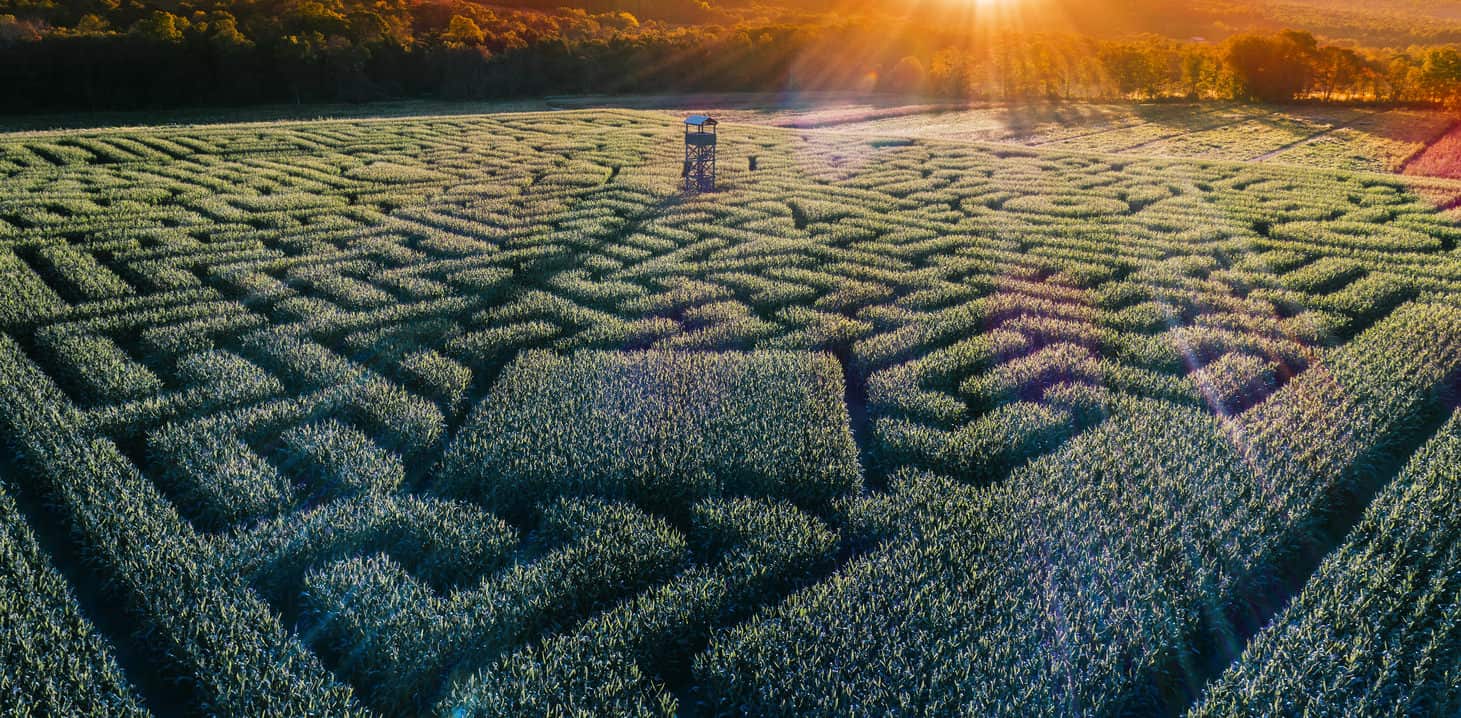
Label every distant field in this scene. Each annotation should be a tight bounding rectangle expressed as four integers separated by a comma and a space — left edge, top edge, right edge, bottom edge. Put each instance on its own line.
1405, 120, 1461, 180
747, 102, 1459, 174
2, 109, 1461, 715
7, 96, 1455, 177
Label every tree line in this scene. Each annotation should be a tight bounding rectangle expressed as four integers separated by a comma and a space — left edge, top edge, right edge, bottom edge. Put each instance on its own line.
2, 0, 1461, 112
914, 30, 1461, 105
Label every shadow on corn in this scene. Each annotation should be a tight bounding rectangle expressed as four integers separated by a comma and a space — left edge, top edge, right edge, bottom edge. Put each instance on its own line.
830, 345, 879, 490
1150, 366, 1461, 716
0, 444, 190, 717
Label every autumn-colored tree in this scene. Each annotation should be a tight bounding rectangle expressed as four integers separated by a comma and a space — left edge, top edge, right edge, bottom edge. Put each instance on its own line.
885, 55, 926, 94
0, 13, 41, 45
1224, 31, 1317, 102
929, 47, 975, 98
443, 15, 485, 46
130, 10, 185, 42
1420, 48, 1461, 105
3, 2, 1461, 112
1312, 45, 1366, 101
1100, 42, 1162, 99
207, 12, 252, 50
74, 13, 110, 35
1179, 46, 1223, 99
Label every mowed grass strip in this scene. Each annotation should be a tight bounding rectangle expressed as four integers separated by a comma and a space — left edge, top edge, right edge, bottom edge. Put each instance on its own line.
438, 350, 862, 520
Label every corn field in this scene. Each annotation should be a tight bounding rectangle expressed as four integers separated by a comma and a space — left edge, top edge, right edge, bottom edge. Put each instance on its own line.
0, 107, 1459, 716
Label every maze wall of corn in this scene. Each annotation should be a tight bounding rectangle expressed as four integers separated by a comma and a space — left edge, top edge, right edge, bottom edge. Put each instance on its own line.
2, 108, 1461, 716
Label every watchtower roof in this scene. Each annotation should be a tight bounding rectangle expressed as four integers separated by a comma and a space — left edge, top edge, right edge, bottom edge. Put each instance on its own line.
685, 115, 717, 128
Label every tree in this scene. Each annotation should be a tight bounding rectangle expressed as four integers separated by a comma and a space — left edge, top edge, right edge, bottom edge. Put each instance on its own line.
1313, 46, 1365, 101
1179, 46, 1222, 99
207, 13, 251, 50
603, 12, 640, 32
1385, 54, 1419, 102
283, 1, 348, 39
1224, 31, 1318, 102
1100, 43, 1161, 99
443, 15, 485, 46
1421, 47, 1461, 105
74, 14, 110, 35
0, 14, 41, 46
929, 47, 974, 98
129, 10, 185, 43
885, 55, 926, 94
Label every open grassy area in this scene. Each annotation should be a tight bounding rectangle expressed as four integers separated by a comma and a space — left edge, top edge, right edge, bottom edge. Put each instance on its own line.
1, 108, 1461, 715
789, 102, 1459, 174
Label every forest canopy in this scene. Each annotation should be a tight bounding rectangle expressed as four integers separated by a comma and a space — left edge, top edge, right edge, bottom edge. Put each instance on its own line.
2, 0, 1461, 112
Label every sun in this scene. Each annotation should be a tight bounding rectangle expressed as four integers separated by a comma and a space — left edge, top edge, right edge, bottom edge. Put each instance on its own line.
962, 0, 1027, 13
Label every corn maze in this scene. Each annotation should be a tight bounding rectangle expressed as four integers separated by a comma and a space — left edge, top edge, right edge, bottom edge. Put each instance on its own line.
2, 109, 1461, 716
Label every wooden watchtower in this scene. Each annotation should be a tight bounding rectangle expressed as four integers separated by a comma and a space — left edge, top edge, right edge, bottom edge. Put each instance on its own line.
683, 115, 718, 193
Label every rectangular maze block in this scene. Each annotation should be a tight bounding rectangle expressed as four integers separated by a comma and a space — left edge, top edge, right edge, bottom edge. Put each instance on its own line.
438, 350, 863, 519
0, 248, 64, 326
